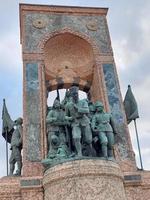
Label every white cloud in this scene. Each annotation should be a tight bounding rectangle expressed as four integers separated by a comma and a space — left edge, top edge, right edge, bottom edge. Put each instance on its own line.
0, 32, 22, 72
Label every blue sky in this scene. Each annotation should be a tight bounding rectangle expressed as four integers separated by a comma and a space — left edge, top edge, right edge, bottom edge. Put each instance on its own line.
0, 0, 150, 177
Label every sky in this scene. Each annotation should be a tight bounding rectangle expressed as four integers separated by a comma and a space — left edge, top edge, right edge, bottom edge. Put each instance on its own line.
0, 0, 150, 177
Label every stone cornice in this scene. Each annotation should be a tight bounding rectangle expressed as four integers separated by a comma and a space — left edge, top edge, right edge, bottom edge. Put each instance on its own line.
19, 4, 108, 16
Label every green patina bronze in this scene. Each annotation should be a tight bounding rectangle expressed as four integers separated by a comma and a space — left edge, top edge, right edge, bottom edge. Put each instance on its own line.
42, 87, 118, 168
9, 117, 23, 176
65, 86, 93, 157
91, 101, 117, 160
46, 99, 69, 158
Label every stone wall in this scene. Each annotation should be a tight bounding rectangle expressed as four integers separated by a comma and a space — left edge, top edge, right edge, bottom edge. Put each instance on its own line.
0, 161, 150, 200
124, 171, 150, 200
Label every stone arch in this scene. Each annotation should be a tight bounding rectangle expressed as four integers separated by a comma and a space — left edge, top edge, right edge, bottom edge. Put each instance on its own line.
38, 28, 102, 93
38, 28, 100, 56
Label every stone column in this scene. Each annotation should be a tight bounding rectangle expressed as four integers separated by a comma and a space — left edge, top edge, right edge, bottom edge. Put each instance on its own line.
23, 62, 43, 176
43, 159, 127, 200
102, 63, 136, 171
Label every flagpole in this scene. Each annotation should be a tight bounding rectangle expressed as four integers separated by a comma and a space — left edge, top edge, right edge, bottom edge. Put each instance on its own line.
6, 128, 8, 176
134, 119, 143, 170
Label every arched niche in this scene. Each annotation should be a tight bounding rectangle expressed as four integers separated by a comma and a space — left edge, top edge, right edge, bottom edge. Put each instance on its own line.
43, 32, 95, 91
40, 31, 109, 158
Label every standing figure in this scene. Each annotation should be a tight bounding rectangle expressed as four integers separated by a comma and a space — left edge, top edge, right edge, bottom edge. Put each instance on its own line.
65, 86, 93, 157
9, 117, 23, 176
46, 99, 68, 159
88, 100, 96, 122
61, 90, 70, 110
91, 101, 117, 160
87, 91, 96, 121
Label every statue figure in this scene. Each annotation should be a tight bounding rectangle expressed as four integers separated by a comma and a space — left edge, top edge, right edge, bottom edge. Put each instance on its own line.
9, 117, 23, 176
46, 98, 69, 159
88, 100, 96, 121
87, 101, 99, 157
65, 86, 93, 157
61, 89, 70, 110
91, 101, 117, 160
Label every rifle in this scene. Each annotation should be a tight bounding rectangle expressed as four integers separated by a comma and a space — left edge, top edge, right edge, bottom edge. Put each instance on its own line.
64, 125, 71, 152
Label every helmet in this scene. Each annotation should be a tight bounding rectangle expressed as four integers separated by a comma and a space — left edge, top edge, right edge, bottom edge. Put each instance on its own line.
94, 101, 104, 108
51, 135, 60, 146
14, 117, 23, 125
69, 86, 79, 95
53, 99, 60, 108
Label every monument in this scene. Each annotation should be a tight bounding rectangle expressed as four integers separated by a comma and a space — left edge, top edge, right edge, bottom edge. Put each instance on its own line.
0, 4, 150, 200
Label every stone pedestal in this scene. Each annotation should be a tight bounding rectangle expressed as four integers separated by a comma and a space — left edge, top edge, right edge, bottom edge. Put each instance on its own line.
0, 176, 21, 199
43, 159, 127, 200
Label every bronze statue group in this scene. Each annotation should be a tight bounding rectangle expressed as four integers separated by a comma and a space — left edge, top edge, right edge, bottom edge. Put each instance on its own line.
45, 86, 117, 166
8, 85, 117, 175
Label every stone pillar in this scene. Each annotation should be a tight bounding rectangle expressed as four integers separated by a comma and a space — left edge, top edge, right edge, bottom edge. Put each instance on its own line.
102, 63, 136, 171
43, 159, 127, 200
23, 62, 43, 176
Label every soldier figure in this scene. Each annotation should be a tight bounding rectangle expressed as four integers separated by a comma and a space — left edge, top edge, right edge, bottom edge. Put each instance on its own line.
46, 99, 68, 159
61, 90, 70, 110
9, 117, 23, 176
91, 101, 117, 159
88, 100, 96, 122
65, 86, 93, 157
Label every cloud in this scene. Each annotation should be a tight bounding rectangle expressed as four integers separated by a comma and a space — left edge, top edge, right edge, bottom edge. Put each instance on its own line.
0, 33, 22, 72
109, 3, 150, 169
0, 0, 19, 35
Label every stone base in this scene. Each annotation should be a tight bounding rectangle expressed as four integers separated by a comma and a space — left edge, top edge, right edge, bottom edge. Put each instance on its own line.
0, 176, 21, 199
0, 161, 150, 200
0, 176, 43, 200
43, 159, 127, 200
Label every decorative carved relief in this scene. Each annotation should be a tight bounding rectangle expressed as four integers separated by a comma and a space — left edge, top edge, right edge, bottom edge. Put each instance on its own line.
86, 20, 98, 31
33, 19, 47, 29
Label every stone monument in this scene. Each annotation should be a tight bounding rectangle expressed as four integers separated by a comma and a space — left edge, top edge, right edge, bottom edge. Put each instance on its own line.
0, 4, 150, 200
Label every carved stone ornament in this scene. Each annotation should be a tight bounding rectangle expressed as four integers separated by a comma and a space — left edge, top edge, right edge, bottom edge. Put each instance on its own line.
32, 18, 47, 29
86, 20, 98, 31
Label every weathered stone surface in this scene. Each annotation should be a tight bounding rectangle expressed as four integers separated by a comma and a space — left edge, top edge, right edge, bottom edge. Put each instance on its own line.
1, 169, 150, 200
0, 177, 21, 200
25, 63, 41, 161
103, 63, 134, 160
26, 63, 38, 83
43, 159, 126, 200
103, 64, 123, 122
24, 14, 111, 54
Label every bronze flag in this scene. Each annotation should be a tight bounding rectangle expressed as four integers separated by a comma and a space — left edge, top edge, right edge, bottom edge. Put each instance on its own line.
123, 85, 139, 124
2, 99, 14, 143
